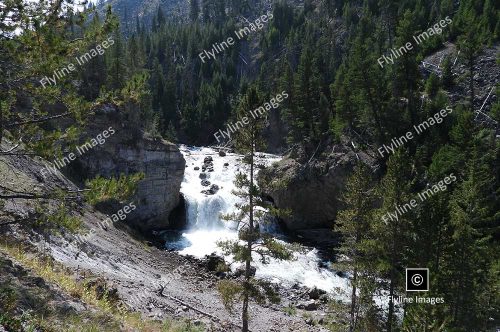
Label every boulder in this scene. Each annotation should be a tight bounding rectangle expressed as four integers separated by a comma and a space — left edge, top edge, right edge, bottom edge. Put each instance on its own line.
202, 165, 214, 172
201, 184, 219, 195
234, 266, 257, 278
296, 300, 318, 311
201, 180, 211, 187
199, 173, 207, 179
319, 294, 329, 303
219, 151, 227, 157
204, 253, 225, 271
258, 140, 376, 230
308, 287, 326, 300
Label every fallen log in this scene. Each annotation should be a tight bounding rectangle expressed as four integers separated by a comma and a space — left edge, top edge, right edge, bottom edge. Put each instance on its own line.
158, 284, 248, 331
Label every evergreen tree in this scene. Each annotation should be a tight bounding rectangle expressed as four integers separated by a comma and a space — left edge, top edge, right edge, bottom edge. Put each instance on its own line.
374, 150, 414, 332
189, 0, 200, 22
0, 1, 117, 154
218, 87, 291, 332
440, 56, 454, 88
392, 10, 420, 128
336, 164, 377, 331
457, 8, 485, 112
107, 24, 126, 91
291, 44, 320, 142
446, 156, 492, 329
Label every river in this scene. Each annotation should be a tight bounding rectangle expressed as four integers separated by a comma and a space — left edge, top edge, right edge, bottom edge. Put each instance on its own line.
164, 145, 350, 298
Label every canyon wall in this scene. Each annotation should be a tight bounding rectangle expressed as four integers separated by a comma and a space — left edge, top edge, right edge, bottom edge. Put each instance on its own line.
66, 105, 186, 232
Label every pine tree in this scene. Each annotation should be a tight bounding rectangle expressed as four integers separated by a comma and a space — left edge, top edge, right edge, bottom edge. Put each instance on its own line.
441, 56, 454, 88
331, 63, 355, 132
392, 10, 420, 128
218, 87, 291, 332
189, 0, 200, 22
457, 3, 485, 112
336, 164, 377, 331
374, 149, 414, 332
346, 35, 387, 142
107, 27, 126, 91
292, 43, 320, 142
0, 1, 117, 154
317, 93, 331, 135
446, 157, 492, 329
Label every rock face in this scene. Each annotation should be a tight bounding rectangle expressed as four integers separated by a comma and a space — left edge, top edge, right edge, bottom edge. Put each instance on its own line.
421, 44, 499, 117
258, 140, 376, 231
66, 106, 186, 232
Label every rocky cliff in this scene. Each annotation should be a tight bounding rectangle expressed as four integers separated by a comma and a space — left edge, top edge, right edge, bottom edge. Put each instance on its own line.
258, 138, 377, 231
65, 105, 186, 232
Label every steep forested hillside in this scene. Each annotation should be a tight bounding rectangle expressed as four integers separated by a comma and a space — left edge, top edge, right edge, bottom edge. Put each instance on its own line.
83, 0, 499, 148
95, 0, 188, 32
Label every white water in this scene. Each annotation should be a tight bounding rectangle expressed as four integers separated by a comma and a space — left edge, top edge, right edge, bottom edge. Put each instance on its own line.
166, 145, 350, 297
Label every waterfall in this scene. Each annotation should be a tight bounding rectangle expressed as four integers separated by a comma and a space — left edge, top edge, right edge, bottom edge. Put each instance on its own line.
166, 145, 350, 296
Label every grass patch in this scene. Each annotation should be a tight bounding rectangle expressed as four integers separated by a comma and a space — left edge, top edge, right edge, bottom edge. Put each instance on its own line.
84, 173, 145, 206
35, 202, 83, 232
283, 303, 297, 316
0, 240, 204, 332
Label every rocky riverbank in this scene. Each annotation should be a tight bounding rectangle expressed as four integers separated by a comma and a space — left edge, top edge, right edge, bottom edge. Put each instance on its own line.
0, 216, 333, 331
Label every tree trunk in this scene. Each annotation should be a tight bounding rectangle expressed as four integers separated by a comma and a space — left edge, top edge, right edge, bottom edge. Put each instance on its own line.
0, 98, 3, 144
242, 287, 249, 332
387, 233, 397, 332
387, 269, 395, 332
242, 134, 256, 332
469, 57, 475, 112
350, 266, 357, 332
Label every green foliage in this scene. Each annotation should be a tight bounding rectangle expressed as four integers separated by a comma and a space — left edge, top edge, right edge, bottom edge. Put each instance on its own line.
34, 202, 82, 232
441, 56, 454, 88
283, 303, 296, 316
329, 113, 346, 143
2, 1, 499, 330
335, 163, 378, 331
425, 73, 440, 98
0, 1, 118, 152
84, 173, 145, 205
217, 279, 244, 312
0, 283, 18, 314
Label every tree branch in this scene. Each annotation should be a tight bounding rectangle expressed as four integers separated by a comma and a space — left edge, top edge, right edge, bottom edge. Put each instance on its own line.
0, 193, 48, 199
0, 220, 21, 227
46, 0, 64, 25
0, 143, 20, 154
5, 111, 72, 128
0, 185, 48, 199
